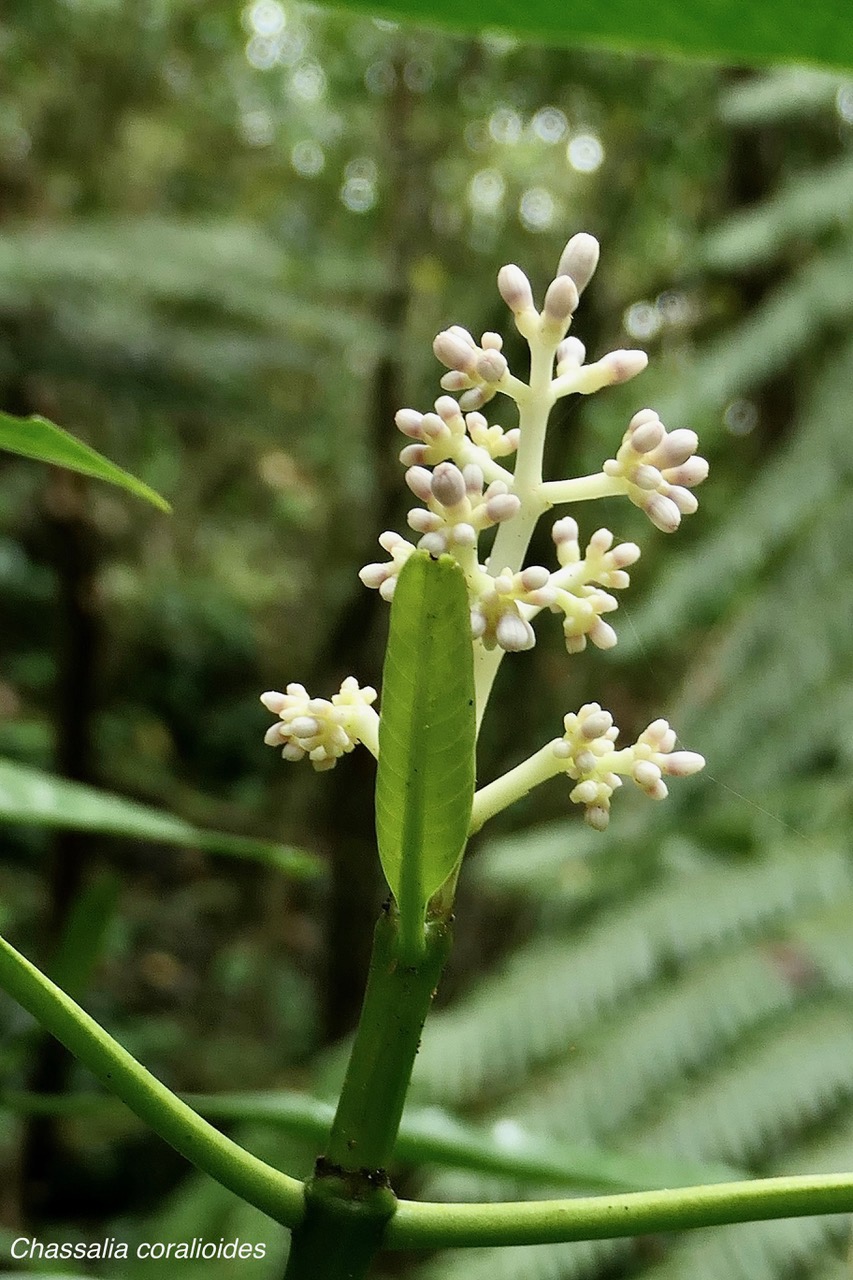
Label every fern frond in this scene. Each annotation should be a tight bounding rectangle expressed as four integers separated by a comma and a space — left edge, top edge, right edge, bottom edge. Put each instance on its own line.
413, 849, 850, 1106
703, 155, 853, 271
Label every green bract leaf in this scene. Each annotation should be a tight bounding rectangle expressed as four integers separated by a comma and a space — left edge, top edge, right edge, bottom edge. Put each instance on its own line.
0, 759, 320, 879
0, 412, 171, 512
311, 0, 853, 69
375, 552, 475, 952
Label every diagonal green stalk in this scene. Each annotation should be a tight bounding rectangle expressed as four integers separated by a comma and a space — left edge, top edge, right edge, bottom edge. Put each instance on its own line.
0, 932, 305, 1226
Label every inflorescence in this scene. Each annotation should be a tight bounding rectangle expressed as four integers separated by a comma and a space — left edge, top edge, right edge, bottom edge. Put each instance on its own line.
262, 233, 706, 830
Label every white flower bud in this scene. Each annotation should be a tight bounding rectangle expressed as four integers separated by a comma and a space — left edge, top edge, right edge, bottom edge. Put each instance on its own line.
543, 275, 579, 326
431, 462, 467, 507
449, 523, 477, 547
667, 485, 699, 515
400, 443, 428, 466
260, 691, 288, 714
552, 516, 579, 545
440, 370, 470, 391
585, 805, 609, 831
610, 542, 641, 568
556, 233, 600, 295
496, 612, 535, 651
418, 532, 447, 556
520, 565, 551, 590
358, 563, 389, 588
470, 609, 487, 638
601, 349, 648, 384
662, 751, 705, 776
644, 492, 681, 533
463, 464, 484, 494
485, 493, 521, 523
396, 409, 424, 438
379, 577, 398, 599
571, 780, 600, 805
581, 709, 613, 739
459, 387, 487, 411
633, 760, 661, 787
589, 618, 618, 649
432, 330, 479, 371
630, 418, 665, 454
481, 331, 503, 350
654, 429, 698, 467
664, 457, 709, 487
476, 349, 509, 383
588, 528, 613, 555
263, 723, 285, 745
497, 263, 535, 313
407, 508, 442, 534
631, 463, 664, 491
405, 466, 434, 501
647, 778, 669, 800
556, 336, 586, 369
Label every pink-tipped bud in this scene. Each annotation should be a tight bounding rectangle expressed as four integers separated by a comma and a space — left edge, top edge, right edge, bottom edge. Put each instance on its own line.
476, 349, 508, 383
434, 330, 478, 373
644, 492, 681, 533
260, 691, 288, 714
557, 233, 600, 295
662, 750, 705, 776
520, 565, 551, 591
485, 493, 521, 523
667, 485, 699, 515
664, 456, 709, 487
631, 463, 663, 491
497, 263, 535, 313
552, 516, 579, 545
589, 618, 618, 649
405, 466, 434, 501
496, 612, 535, 652
463, 463, 484, 494
589, 528, 614, 555
629, 418, 665, 454
581, 709, 613, 739
459, 387, 487, 411
440, 370, 470, 391
431, 462, 466, 507
610, 541, 641, 568
395, 408, 425, 438
602, 349, 648, 384
654, 429, 698, 468
557, 336, 586, 368
543, 275, 579, 325
400, 444, 428, 466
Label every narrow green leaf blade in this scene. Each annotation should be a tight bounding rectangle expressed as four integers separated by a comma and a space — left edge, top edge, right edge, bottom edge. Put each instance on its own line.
50, 871, 121, 1001
0, 759, 320, 878
0, 412, 171, 512
311, 0, 853, 70
375, 552, 475, 939
0, 1088, 742, 1192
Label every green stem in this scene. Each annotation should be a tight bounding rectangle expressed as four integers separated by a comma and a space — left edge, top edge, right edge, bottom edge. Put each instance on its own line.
284, 904, 452, 1280
386, 1171, 853, 1250
0, 932, 304, 1226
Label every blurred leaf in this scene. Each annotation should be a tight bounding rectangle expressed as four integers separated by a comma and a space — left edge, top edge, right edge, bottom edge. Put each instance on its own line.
375, 552, 475, 950
0, 1088, 741, 1193
0, 412, 171, 512
313, 0, 853, 69
50, 871, 120, 1001
0, 759, 320, 878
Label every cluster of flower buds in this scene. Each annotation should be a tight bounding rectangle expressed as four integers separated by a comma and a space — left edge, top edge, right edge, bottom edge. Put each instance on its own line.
396, 395, 519, 481
260, 678, 378, 771
404, 461, 521, 557
433, 328, 510, 410
470, 564, 557, 652
547, 518, 640, 653
553, 704, 705, 829
603, 409, 709, 533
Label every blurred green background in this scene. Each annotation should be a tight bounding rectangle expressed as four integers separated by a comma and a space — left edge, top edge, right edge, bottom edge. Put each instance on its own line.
2, 2, 853, 1277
